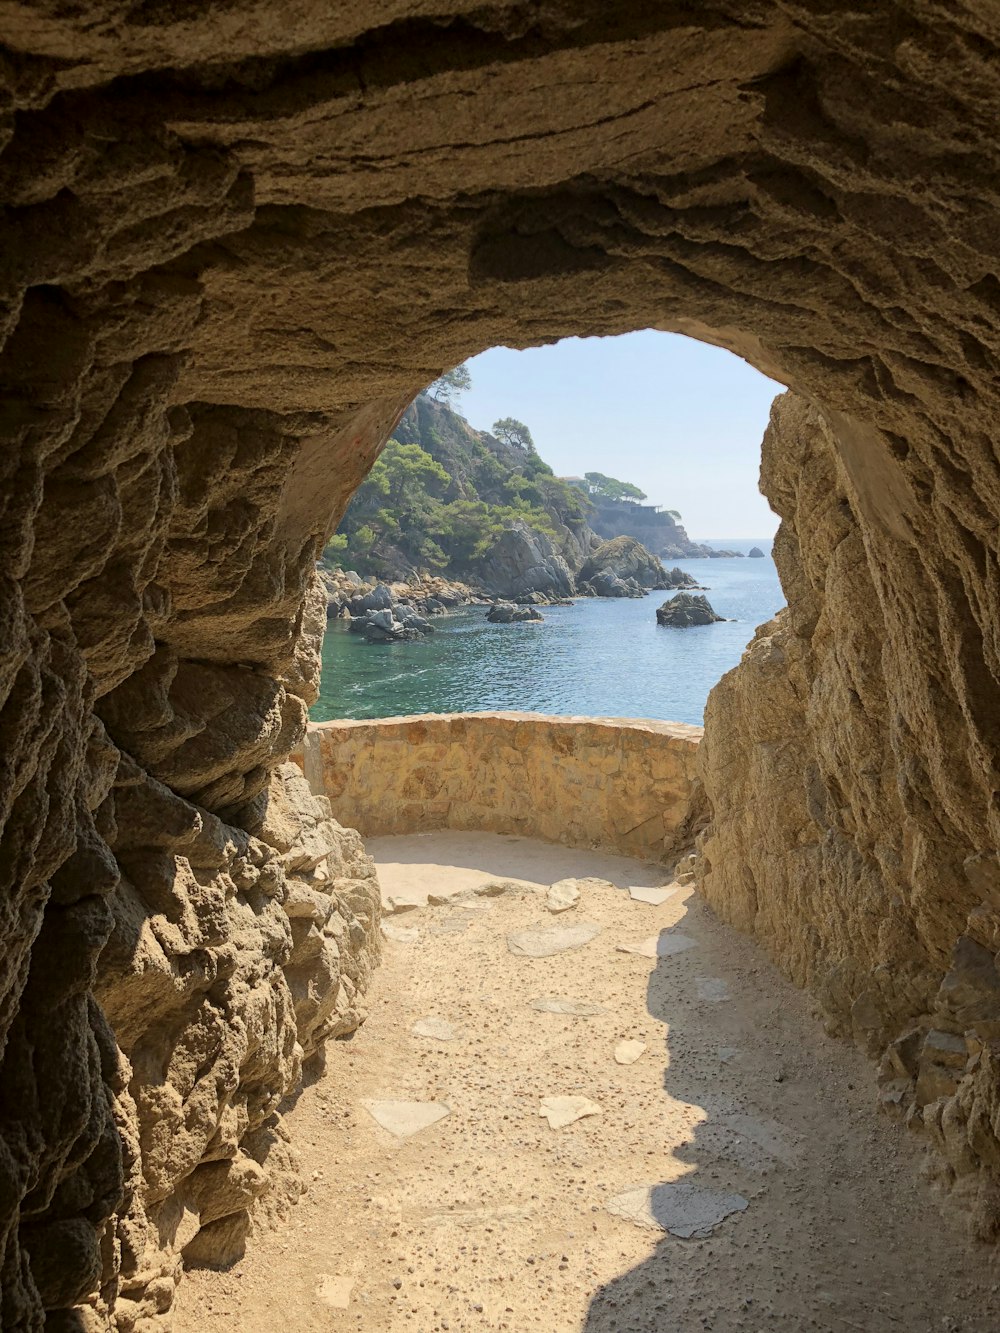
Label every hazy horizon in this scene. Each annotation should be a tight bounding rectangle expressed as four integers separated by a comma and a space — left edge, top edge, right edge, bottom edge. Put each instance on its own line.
458, 331, 783, 540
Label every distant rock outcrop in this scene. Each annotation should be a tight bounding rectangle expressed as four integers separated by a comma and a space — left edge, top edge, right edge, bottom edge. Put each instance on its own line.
656, 593, 726, 627
664, 566, 706, 589
578, 536, 670, 595
748, 546, 766, 558
350, 603, 434, 642
586, 496, 731, 559
487, 601, 544, 623
476, 522, 576, 600
579, 570, 644, 598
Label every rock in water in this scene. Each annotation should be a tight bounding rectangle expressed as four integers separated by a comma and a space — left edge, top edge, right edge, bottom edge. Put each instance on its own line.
656, 593, 725, 627
487, 601, 543, 623
747, 546, 766, 557
578, 535, 671, 593
578, 569, 645, 598
663, 566, 706, 589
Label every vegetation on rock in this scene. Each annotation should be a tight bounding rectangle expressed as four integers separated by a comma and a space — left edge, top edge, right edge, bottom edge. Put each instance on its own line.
324, 394, 591, 583
580, 471, 649, 503
428, 362, 473, 403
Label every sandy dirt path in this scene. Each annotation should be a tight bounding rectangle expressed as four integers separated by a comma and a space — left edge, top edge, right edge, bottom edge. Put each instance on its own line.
173, 832, 1000, 1333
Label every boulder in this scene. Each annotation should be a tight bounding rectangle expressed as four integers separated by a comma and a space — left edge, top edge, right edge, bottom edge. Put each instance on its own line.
394, 604, 434, 633
579, 535, 670, 592
486, 601, 544, 623
579, 570, 645, 598
656, 593, 726, 627
347, 582, 394, 616
664, 566, 705, 589
477, 522, 575, 599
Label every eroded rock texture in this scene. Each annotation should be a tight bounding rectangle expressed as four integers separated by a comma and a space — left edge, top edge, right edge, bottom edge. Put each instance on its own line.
699, 394, 1000, 1234
2, 0, 1000, 1324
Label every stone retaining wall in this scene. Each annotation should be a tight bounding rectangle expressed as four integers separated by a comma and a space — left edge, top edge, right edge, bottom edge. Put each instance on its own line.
300, 712, 702, 862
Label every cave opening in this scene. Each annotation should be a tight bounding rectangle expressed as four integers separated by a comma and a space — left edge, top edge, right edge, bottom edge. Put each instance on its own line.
313, 328, 784, 725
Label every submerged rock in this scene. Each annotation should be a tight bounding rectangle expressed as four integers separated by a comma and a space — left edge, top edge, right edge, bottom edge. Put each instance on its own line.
656, 593, 726, 627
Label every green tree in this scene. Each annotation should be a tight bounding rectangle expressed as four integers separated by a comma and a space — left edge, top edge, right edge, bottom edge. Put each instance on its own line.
428, 363, 472, 403
492, 416, 535, 450
583, 471, 648, 503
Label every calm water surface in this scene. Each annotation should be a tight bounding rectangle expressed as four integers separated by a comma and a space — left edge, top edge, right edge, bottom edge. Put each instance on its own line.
312, 555, 784, 726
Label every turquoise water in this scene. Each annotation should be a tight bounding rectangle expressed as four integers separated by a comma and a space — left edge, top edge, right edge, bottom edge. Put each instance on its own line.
312, 555, 785, 726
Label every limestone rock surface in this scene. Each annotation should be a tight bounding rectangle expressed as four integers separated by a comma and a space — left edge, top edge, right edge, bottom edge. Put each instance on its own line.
698, 395, 1000, 1210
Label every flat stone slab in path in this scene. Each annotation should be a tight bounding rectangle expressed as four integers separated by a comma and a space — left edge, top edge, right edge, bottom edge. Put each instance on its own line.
428, 917, 471, 936
539, 1095, 603, 1129
364, 1100, 450, 1137
696, 976, 731, 1001
614, 1039, 646, 1065
616, 932, 696, 959
507, 921, 602, 957
530, 997, 609, 1017
382, 922, 420, 943
411, 1018, 457, 1041
606, 1180, 749, 1237
315, 1275, 353, 1310
627, 885, 678, 906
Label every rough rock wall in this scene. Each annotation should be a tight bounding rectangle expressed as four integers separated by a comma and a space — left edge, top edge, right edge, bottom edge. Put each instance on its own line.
2, 2, 1000, 1326
302, 713, 702, 861
699, 394, 1000, 1231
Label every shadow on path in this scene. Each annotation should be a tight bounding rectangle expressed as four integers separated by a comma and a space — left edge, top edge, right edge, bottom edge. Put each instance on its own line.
582, 895, 997, 1333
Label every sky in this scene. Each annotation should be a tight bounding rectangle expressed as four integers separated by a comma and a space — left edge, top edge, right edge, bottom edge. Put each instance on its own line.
456, 331, 783, 540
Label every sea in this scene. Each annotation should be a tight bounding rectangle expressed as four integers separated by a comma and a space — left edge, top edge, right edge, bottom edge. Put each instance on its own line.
311, 542, 784, 728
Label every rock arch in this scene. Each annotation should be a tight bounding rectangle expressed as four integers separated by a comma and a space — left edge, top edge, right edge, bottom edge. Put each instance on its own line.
2, 3, 1000, 1325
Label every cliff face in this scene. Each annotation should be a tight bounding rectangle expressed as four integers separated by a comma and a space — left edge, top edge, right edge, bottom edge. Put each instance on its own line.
2, 3, 1000, 1327
358, 392, 598, 588
698, 395, 1000, 1229
587, 498, 717, 559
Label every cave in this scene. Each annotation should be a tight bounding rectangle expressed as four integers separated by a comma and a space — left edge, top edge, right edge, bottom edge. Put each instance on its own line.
3, 3, 1000, 1326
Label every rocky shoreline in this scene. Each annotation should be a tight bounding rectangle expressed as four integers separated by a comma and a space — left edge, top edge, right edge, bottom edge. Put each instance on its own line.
321, 535, 716, 638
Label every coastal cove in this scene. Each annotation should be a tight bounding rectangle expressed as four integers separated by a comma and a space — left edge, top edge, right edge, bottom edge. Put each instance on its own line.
312, 553, 783, 725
